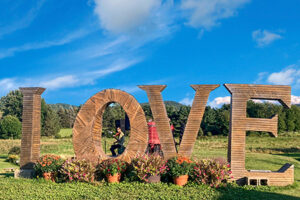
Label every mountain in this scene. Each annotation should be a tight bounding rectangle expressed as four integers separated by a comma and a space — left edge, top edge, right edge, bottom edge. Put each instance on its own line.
49, 101, 187, 112
141, 101, 187, 110
48, 103, 79, 111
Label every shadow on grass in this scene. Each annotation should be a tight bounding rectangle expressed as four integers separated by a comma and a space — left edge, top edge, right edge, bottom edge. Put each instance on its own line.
250, 147, 300, 154
217, 185, 300, 200
274, 153, 300, 162
0, 155, 7, 159
0, 172, 14, 177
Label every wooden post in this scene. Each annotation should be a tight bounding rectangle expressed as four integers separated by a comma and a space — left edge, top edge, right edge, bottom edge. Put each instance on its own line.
19, 87, 45, 171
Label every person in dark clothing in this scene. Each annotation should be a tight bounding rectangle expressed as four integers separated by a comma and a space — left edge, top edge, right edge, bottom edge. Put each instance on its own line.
110, 127, 125, 157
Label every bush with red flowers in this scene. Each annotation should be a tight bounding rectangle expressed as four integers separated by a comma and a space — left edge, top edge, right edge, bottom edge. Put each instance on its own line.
97, 158, 127, 176
60, 158, 95, 182
34, 154, 63, 174
190, 158, 232, 187
166, 156, 193, 177
131, 154, 167, 182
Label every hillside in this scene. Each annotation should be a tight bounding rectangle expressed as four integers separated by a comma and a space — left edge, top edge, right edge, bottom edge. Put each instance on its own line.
48, 103, 79, 111
141, 101, 186, 110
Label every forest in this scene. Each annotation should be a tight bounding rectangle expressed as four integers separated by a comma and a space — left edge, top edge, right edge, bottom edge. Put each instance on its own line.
0, 90, 299, 139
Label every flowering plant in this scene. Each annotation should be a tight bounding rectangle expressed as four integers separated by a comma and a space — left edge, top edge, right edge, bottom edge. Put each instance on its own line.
166, 156, 193, 177
60, 158, 95, 182
131, 154, 167, 182
190, 158, 232, 187
34, 154, 63, 173
97, 159, 127, 176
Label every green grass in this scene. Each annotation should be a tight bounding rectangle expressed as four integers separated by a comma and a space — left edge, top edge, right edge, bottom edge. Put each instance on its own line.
0, 130, 300, 199
57, 128, 73, 138
0, 178, 299, 200
0, 155, 17, 173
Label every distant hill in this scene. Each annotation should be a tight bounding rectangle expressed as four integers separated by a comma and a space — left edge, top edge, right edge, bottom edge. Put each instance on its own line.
49, 101, 186, 112
141, 101, 186, 110
48, 103, 79, 111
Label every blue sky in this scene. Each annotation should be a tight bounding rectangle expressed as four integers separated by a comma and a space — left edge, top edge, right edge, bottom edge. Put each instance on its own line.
1, 0, 300, 106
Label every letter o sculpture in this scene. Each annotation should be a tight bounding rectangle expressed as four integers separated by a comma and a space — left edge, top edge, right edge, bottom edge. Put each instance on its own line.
73, 89, 148, 163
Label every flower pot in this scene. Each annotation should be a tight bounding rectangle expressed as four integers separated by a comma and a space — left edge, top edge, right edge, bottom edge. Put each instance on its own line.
106, 173, 121, 183
148, 175, 161, 183
173, 175, 188, 186
43, 172, 55, 181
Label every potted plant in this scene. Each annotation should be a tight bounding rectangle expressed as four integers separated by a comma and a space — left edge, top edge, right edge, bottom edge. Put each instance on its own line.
190, 158, 232, 187
60, 158, 95, 182
131, 154, 167, 183
166, 156, 193, 186
34, 154, 63, 181
97, 159, 127, 183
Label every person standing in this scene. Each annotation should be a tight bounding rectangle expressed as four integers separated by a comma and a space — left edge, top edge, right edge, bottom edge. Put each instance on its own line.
146, 118, 162, 155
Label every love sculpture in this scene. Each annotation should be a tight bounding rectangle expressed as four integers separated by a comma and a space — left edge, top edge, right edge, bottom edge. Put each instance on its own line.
19, 84, 294, 186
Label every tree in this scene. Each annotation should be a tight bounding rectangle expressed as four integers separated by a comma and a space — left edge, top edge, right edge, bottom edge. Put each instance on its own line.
0, 115, 22, 139
286, 108, 296, 132
0, 90, 23, 121
278, 111, 287, 133
57, 108, 69, 128
42, 106, 61, 137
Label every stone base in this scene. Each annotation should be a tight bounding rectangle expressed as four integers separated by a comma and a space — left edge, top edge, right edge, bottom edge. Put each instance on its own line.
14, 169, 35, 179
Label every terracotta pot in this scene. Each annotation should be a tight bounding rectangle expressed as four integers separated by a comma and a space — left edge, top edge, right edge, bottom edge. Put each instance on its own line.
43, 172, 55, 181
106, 173, 121, 183
173, 175, 188, 186
148, 175, 161, 183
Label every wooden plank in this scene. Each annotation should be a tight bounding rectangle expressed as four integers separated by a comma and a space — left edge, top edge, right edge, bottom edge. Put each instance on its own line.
224, 84, 293, 186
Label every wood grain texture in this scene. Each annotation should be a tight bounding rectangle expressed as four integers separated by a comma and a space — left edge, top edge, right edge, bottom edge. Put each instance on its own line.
19, 87, 45, 169
139, 85, 219, 159
73, 89, 148, 163
245, 164, 294, 186
224, 84, 293, 186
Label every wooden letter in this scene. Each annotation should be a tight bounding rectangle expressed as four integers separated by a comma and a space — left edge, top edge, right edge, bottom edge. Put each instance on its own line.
20, 87, 45, 169
139, 85, 219, 159
225, 84, 293, 185
73, 89, 148, 163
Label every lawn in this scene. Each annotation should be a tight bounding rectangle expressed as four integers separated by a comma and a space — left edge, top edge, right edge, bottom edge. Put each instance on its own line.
0, 129, 300, 199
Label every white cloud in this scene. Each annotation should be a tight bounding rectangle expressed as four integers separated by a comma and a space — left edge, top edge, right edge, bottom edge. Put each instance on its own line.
41, 59, 139, 90
291, 95, 300, 105
209, 96, 297, 107
0, 0, 45, 38
94, 0, 163, 33
0, 28, 92, 59
118, 78, 170, 94
40, 75, 79, 90
252, 29, 282, 47
0, 78, 18, 96
180, 0, 249, 30
254, 72, 268, 84
180, 97, 193, 106
0, 58, 140, 92
267, 66, 299, 85
209, 96, 231, 107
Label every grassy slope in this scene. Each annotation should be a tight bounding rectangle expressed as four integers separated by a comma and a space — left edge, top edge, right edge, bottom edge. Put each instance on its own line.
0, 129, 300, 198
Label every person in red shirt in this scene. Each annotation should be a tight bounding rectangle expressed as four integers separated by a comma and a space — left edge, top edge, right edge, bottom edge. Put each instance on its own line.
146, 118, 176, 155
146, 118, 162, 155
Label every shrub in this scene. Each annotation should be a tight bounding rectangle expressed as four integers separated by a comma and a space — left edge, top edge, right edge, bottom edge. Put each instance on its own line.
6, 154, 19, 165
166, 156, 193, 177
97, 159, 127, 176
8, 146, 21, 155
60, 158, 95, 182
131, 154, 167, 182
0, 115, 22, 139
34, 155, 64, 175
190, 158, 232, 187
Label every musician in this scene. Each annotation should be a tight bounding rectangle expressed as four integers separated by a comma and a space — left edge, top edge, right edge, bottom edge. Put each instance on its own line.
110, 127, 125, 157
